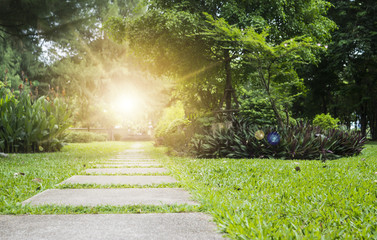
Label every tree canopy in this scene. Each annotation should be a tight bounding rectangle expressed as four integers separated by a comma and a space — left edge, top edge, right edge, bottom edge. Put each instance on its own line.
1, 0, 377, 139
105, 0, 336, 125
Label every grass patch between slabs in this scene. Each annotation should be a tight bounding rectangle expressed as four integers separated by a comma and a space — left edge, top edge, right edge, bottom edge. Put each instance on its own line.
56, 183, 182, 189
2, 204, 200, 215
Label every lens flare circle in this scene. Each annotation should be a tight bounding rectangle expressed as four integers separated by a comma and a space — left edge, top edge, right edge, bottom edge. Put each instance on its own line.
255, 130, 265, 140
267, 132, 281, 145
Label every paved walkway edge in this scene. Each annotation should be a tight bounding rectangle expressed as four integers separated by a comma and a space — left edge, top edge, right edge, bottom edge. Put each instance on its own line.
0, 213, 224, 240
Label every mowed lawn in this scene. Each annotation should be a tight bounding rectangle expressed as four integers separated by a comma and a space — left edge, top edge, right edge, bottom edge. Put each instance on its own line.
0, 142, 131, 214
156, 142, 377, 239
1, 141, 376, 239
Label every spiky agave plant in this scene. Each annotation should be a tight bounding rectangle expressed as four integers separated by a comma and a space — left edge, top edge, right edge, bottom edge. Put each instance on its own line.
191, 117, 365, 160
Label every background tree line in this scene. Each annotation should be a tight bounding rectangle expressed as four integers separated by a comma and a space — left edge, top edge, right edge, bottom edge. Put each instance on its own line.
1, 0, 376, 139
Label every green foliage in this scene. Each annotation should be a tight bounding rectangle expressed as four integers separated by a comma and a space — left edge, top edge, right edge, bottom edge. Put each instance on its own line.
238, 88, 276, 125
154, 102, 219, 154
191, 117, 365, 160
64, 131, 107, 143
105, 0, 336, 115
159, 118, 191, 154
313, 113, 339, 130
296, 1, 377, 139
154, 101, 186, 140
0, 90, 71, 153
160, 143, 377, 239
204, 14, 328, 127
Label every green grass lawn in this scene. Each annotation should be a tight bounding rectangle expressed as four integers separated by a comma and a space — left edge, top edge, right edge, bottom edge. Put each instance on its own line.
1, 141, 376, 239
154, 142, 377, 239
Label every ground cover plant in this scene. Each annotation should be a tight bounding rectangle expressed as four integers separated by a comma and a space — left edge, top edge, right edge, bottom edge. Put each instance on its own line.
0, 89, 70, 153
154, 142, 377, 239
192, 117, 365, 160
64, 131, 108, 143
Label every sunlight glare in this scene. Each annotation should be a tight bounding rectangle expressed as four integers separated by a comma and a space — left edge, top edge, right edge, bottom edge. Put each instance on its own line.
113, 94, 141, 115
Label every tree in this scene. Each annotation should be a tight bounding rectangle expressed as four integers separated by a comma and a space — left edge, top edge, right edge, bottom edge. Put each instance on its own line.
0, 1, 144, 92
205, 15, 326, 128
297, 0, 377, 139
105, 0, 335, 118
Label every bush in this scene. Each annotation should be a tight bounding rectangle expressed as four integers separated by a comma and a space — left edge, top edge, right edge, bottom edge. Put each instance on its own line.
191, 116, 365, 160
64, 131, 107, 143
154, 101, 186, 140
158, 118, 191, 153
154, 101, 192, 153
0, 90, 71, 153
313, 113, 339, 130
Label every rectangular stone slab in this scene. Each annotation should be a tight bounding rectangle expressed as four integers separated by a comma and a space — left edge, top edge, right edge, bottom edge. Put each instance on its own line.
116, 154, 150, 157
60, 175, 177, 185
100, 160, 158, 163
94, 165, 162, 168
85, 168, 168, 174
108, 159, 156, 161
0, 213, 224, 240
115, 155, 150, 157
115, 154, 150, 158
22, 188, 198, 206
121, 149, 145, 153
96, 163, 162, 167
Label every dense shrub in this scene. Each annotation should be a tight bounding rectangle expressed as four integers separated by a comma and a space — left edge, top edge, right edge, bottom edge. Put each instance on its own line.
191, 117, 365, 160
156, 118, 191, 153
0, 90, 70, 153
154, 101, 192, 153
64, 131, 107, 143
313, 113, 339, 130
154, 101, 185, 140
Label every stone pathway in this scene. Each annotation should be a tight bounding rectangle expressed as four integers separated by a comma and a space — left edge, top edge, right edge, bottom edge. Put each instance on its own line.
1, 213, 221, 240
85, 167, 168, 174
1, 144, 224, 240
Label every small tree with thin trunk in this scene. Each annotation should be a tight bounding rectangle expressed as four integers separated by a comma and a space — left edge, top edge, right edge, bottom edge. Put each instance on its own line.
205, 15, 326, 128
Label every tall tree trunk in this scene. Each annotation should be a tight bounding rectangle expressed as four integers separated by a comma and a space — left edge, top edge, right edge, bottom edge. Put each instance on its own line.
370, 105, 377, 140
322, 95, 327, 113
360, 111, 367, 137
371, 119, 377, 141
269, 98, 284, 129
224, 49, 232, 111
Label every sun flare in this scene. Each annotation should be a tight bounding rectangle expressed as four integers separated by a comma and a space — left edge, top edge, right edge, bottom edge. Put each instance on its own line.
110, 92, 146, 117
113, 95, 138, 114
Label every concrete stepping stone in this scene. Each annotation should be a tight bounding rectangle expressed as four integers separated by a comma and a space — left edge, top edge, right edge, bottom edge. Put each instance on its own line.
22, 188, 198, 206
114, 156, 154, 158
0, 213, 224, 240
85, 168, 168, 174
116, 155, 150, 157
117, 154, 146, 157
108, 158, 156, 161
116, 154, 150, 157
113, 156, 153, 158
60, 175, 177, 185
95, 163, 162, 167
121, 149, 145, 153
92, 161, 158, 164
